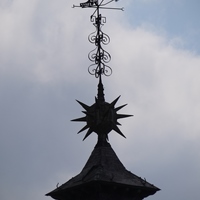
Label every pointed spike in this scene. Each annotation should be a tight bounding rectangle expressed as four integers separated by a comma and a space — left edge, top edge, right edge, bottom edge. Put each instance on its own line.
78, 125, 89, 134
111, 96, 121, 107
76, 100, 90, 111
95, 96, 101, 106
97, 75, 105, 102
83, 128, 93, 141
116, 121, 121, 126
82, 111, 94, 118
106, 134, 109, 141
117, 114, 133, 119
112, 124, 126, 138
115, 104, 127, 112
71, 116, 87, 122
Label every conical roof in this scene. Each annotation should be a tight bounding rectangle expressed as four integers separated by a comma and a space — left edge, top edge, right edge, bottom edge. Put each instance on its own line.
46, 141, 160, 200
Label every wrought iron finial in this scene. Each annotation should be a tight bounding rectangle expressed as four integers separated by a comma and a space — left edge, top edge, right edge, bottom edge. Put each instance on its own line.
88, 13, 112, 78
72, 1, 133, 143
73, 0, 123, 79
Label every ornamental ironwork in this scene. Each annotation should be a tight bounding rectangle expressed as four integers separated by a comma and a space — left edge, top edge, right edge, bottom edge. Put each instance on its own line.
73, 0, 123, 78
72, 1, 133, 142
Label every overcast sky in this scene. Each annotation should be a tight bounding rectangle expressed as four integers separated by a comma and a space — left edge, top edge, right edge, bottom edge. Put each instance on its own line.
0, 0, 200, 200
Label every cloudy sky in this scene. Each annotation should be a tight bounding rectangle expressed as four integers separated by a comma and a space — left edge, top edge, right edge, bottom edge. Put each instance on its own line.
0, 0, 200, 200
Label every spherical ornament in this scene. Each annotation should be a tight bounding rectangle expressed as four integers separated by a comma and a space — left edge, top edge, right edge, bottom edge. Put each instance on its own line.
72, 96, 133, 141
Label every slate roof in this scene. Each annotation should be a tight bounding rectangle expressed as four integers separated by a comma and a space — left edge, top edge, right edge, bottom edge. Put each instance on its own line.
46, 141, 160, 200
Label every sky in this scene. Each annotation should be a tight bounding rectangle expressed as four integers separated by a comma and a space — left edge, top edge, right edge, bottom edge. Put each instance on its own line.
0, 0, 200, 200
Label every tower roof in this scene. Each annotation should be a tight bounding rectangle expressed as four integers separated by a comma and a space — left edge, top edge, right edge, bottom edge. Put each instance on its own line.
46, 141, 160, 200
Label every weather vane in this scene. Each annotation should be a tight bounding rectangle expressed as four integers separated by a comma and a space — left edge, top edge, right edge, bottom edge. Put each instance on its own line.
73, 0, 123, 78
72, 0, 132, 144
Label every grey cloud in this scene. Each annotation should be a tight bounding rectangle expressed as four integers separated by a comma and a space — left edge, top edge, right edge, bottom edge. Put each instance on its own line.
1, 1, 200, 200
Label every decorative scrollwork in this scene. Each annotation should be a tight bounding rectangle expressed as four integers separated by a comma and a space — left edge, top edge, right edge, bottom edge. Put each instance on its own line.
87, 13, 112, 78
103, 64, 112, 76
88, 31, 97, 44
101, 49, 111, 63
88, 63, 112, 78
72, 0, 124, 79
88, 48, 97, 62
101, 32, 110, 45
91, 15, 106, 26
88, 47, 111, 64
88, 64, 98, 76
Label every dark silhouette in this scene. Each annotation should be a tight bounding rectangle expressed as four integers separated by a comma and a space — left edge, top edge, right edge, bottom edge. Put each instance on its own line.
80, 0, 98, 8
46, 1, 160, 199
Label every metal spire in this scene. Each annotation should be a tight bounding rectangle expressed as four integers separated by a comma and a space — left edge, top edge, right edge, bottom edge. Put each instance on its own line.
72, 1, 132, 142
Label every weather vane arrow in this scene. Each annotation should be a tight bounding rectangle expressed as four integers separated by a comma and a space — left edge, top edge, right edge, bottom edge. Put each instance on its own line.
72, 0, 124, 11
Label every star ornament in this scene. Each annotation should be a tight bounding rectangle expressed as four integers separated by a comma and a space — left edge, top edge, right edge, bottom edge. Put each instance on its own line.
72, 96, 133, 141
